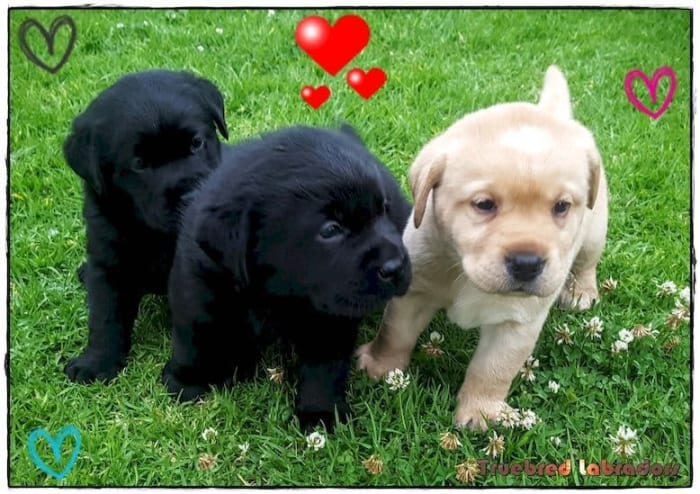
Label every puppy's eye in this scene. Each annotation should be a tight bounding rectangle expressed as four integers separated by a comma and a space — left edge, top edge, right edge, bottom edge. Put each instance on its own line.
473, 199, 496, 213
553, 200, 571, 216
319, 221, 344, 240
131, 157, 147, 172
190, 136, 204, 153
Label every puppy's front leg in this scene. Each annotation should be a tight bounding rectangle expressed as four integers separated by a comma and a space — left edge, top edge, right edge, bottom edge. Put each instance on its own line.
356, 291, 439, 378
64, 263, 141, 383
295, 359, 352, 432
163, 270, 259, 402
292, 316, 359, 432
559, 175, 608, 311
164, 316, 259, 402
558, 237, 606, 311
455, 320, 543, 430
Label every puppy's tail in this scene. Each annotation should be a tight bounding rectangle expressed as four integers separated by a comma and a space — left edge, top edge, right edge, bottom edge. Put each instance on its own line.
538, 65, 572, 120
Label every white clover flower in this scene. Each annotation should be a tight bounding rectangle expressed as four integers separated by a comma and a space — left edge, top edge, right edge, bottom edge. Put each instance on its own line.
616, 425, 637, 441
196, 45, 205, 52
672, 308, 690, 322
611, 340, 628, 353
421, 341, 445, 356
306, 431, 326, 451
198, 453, 217, 470
632, 324, 658, 339
456, 458, 480, 483
233, 441, 250, 464
601, 277, 618, 292
550, 436, 562, 447
548, 380, 560, 393
520, 368, 536, 382
610, 426, 638, 458
481, 431, 505, 458
584, 316, 603, 339
116, 22, 125, 29
48, 228, 59, 237
429, 331, 444, 345
143, 20, 149, 26
520, 356, 539, 382
664, 336, 681, 352
201, 427, 218, 442
439, 431, 462, 450
266, 367, 284, 383
267, 9, 276, 17
422, 331, 446, 356
385, 369, 410, 391
215, 27, 224, 35
618, 329, 635, 344
656, 280, 677, 296
673, 299, 690, 317
362, 454, 384, 475
554, 324, 574, 345
667, 303, 690, 329
519, 409, 540, 430
678, 286, 690, 306
496, 405, 521, 429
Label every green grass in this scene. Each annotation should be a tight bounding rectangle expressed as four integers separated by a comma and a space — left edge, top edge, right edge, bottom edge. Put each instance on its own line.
8, 8, 691, 487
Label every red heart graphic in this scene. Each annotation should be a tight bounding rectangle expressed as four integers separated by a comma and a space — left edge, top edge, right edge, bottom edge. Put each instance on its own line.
346, 68, 387, 99
624, 66, 677, 119
300, 85, 331, 109
295, 15, 370, 76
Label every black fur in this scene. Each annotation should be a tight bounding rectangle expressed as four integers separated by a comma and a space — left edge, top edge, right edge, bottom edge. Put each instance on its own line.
163, 125, 412, 431
63, 70, 228, 383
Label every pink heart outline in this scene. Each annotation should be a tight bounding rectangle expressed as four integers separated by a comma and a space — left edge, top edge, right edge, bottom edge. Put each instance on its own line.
624, 66, 677, 119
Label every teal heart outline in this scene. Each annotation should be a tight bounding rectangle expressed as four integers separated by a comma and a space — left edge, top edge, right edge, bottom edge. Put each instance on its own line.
27, 425, 81, 480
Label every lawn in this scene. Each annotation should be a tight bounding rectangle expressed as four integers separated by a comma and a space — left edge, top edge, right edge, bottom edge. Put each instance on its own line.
7, 7, 691, 487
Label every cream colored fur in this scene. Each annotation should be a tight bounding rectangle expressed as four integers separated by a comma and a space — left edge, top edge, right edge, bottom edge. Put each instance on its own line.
357, 66, 609, 429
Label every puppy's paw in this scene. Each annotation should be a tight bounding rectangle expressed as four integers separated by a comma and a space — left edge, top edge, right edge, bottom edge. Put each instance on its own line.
64, 351, 126, 383
558, 278, 599, 311
454, 398, 509, 431
297, 402, 351, 433
355, 342, 408, 379
162, 363, 210, 403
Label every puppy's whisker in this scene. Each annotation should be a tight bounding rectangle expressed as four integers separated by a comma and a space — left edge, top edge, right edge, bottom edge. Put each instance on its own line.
446, 259, 466, 286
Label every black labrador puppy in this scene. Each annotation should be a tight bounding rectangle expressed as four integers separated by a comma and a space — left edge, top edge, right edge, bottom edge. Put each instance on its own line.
163, 125, 412, 431
64, 70, 228, 383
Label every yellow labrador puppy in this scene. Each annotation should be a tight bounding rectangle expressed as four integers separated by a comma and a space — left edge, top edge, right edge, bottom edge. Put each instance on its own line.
357, 66, 608, 429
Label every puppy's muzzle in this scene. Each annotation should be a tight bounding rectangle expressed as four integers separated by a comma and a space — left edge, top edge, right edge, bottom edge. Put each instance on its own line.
378, 257, 406, 284
377, 251, 411, 297
505, 252, 546, 282
370, 218, 412, 295
166, 176, 206, 210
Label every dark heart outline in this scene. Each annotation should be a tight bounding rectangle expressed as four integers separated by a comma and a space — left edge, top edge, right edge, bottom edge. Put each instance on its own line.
19, 16, 77, 74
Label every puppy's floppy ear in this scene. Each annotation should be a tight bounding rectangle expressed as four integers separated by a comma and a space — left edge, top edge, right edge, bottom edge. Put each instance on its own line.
63, 120, 104, 194
193, 77, 229, 140
585, 142, 602, 210
338, 123, 365, 144
196, 203, 250, 286
538, 65, 573, 121
410, 145, 446, 229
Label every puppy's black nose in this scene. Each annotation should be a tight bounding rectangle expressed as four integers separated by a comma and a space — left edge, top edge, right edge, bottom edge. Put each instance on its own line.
506, 252, 545, 282
378, 257, 405, 283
